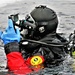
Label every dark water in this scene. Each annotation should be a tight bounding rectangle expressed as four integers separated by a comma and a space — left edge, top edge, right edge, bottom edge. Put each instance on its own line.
0, 0, 75, 75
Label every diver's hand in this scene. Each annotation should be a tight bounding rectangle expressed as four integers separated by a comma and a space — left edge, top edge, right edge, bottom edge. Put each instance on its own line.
1, 19, 20, 45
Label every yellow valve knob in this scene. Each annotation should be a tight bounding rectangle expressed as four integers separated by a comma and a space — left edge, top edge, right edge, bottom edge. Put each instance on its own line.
30, 56, 43, 66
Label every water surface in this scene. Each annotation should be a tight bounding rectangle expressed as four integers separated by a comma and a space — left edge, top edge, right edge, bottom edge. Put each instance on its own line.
0, 0, 75, 75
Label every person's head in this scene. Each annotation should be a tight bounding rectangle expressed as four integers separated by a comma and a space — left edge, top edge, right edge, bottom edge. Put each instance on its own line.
26, 5, 58, 39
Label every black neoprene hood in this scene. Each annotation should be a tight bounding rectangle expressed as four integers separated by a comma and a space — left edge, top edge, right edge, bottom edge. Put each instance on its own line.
30, 5, 58, 38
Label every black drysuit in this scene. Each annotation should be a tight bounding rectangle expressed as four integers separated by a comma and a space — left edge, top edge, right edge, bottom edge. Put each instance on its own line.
21, 33, 68, 67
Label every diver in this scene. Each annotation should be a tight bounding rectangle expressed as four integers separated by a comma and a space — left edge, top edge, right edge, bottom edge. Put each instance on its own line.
0, 5, 68, 74
22, 5, 68, 66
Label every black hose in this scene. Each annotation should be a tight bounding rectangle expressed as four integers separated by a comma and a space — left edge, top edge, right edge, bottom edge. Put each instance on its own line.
20, 39, 70, 47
